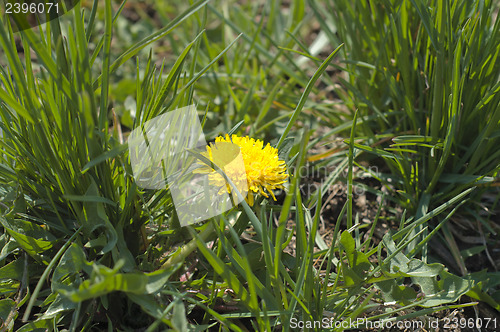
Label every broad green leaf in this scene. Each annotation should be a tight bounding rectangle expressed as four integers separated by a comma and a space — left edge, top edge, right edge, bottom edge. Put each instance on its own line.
0, 280, 19, 296
52, 243, 89, 292
0, 238, 19, 261
0, 217, 56, 242
340, 230, 371, 277
341, 261, 364, 287
77, 181, 117, 254
382, 234, 443, 277
0, 257, 24, 281
144, 265, 182, 294
55, 254, 178, 303
64, 272, 149, 302
376, 279, 416, 306
42, 293, 78, 320
0, 298, 15, 323
403, 259, 443, 278
172, 299, 188, 332
412, 271, 472, 307
0, 217, 55, 257
16, 319, 53, 332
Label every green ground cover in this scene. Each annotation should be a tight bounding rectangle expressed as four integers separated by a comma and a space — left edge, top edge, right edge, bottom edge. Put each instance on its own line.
0, 0, 499, 330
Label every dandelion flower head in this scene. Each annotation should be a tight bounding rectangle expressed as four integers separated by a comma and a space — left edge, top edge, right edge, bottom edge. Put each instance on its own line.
195, 135, 288, 206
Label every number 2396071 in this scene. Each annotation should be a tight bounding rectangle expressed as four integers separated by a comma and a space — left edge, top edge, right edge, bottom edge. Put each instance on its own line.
443, 317, 497, 329
5, 2, 59, 14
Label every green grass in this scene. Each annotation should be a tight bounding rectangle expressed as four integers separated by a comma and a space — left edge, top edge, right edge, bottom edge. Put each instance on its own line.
0, 0, 498, 331
316, 0, 500, 295
325, 0, 500, 208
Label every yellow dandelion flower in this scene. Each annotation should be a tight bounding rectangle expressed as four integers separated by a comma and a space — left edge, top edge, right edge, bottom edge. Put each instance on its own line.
194, 134, 288, 206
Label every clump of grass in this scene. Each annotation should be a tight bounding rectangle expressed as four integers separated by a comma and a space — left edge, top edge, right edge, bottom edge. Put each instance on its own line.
0, 0, 227, 329
313, 0, 500, 286
324, 0, 500, 210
